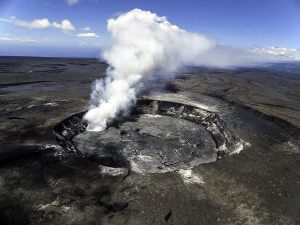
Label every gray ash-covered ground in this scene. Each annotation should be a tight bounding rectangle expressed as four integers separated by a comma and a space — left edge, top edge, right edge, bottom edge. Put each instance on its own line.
0, 56, 299, 225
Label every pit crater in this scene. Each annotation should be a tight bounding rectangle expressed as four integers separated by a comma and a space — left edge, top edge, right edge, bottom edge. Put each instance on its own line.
54, 94, 241, 173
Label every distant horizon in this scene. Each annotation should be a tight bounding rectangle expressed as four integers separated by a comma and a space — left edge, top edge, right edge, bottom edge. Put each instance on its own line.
1, 0, 300, 57
0, 54, 99, 59
1, 46, 300, 60
0, 45, 101, 58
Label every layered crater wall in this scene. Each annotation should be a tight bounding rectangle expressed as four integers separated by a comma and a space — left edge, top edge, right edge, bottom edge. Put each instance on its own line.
54, 93, 243, 173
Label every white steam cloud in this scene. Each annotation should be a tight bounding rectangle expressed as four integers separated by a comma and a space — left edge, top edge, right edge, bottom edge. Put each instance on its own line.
84, 9, 266, 131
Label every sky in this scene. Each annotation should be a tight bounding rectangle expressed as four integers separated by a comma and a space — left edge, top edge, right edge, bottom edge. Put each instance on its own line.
0, 0, 299, 57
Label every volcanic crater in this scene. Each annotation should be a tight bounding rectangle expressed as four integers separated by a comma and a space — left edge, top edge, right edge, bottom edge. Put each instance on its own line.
1, 57, 300, 225
54, 93, 243, 173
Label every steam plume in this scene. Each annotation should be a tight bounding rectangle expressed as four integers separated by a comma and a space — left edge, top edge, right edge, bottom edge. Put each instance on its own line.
84, 9, 264, 131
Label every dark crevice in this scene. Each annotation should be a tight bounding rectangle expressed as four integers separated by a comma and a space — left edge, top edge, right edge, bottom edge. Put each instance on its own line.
0, 80, 57, 88
165, 210, 172, 223
8, 117, 26, 120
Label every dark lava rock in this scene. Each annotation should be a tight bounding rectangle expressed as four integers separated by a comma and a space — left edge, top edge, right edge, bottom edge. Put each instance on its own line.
0, 57, 299, 225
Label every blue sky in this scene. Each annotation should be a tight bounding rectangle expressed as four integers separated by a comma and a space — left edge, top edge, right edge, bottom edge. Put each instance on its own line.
0, 0, 299, 57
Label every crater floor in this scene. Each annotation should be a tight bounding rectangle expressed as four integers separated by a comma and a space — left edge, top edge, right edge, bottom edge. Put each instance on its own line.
75, 114, 216, 173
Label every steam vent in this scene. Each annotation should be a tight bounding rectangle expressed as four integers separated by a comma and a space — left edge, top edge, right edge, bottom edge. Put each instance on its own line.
54, 93, 243, 173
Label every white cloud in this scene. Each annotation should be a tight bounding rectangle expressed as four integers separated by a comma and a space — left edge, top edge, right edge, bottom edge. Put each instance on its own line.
251, 47, 300, 61
83, 27, 91, 31
0, 36, 40, 43
77, 32, 99, 38
52, 20, 76, 31
0, 17, 76, 32
65, 0, 79, 5
14, 18, 52, 29
0, 18, 13, 23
